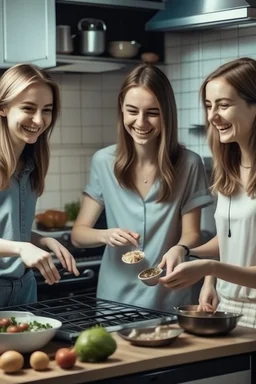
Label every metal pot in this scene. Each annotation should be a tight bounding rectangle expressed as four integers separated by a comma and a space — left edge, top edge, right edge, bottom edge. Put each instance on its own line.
56, 25, 74, 54
77, 18, 106, 56
174, 305, 242, 336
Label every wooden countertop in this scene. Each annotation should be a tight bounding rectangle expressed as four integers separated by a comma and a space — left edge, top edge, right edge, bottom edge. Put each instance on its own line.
1, 325, 256, 384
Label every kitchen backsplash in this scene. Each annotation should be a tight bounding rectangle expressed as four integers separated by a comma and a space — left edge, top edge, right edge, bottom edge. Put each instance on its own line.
36, 71, 127, 212
37, 24, 256, 212
165, 24, 256, 158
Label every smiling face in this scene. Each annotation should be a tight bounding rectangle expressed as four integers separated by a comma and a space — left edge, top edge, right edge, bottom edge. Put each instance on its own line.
122, 86, 161, 146
0, 82, 53, 150
205, 77, 256, 147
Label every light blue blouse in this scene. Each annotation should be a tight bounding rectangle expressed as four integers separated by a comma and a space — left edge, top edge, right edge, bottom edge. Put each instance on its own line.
0, 160, 36, 278
84, 145, 213, 312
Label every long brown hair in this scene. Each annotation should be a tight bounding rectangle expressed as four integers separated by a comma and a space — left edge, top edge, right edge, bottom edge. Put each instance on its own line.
114, 64, 182, 202
201, 57, 256, 197
0, 63, 60, 195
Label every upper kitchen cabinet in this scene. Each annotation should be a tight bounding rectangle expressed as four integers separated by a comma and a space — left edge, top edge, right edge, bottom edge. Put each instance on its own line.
55, 1, 165, 63
0, 0, 56, 68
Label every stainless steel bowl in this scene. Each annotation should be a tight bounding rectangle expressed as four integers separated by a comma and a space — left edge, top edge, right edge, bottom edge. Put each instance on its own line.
174, 305, 242, 336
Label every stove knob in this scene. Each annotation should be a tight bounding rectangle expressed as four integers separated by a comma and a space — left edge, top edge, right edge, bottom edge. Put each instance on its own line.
61, 233, 70, 242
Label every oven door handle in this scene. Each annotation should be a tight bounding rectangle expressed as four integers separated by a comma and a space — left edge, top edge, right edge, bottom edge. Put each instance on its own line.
61, 268, 95, 279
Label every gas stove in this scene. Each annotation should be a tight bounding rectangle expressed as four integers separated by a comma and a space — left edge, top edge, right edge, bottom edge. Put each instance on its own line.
3, 294, 175, 342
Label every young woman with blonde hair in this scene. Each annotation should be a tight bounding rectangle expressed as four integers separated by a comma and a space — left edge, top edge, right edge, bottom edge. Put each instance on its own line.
161, 57, 256, 327
0, 63, 79, 307
72, 64, 212, 311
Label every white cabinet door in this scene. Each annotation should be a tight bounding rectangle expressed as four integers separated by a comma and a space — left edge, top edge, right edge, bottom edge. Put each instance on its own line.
0, 0, 56, 67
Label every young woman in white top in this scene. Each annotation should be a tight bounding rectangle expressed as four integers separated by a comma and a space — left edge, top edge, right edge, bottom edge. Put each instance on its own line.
159, 57, 256, 328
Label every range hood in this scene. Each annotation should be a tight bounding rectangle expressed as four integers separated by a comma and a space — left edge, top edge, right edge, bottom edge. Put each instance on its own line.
146, 0, 256, 31
56, 0, 165, 10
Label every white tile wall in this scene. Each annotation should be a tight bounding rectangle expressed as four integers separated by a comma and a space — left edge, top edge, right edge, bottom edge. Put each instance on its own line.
36, 70, 126, 212
164, 25, 256, 158
38, 24, 256, 211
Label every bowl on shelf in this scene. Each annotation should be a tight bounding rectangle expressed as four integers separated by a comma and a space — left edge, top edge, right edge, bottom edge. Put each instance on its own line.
140, 52, 159, 64
108, 41, 141, 59
173, 305, 242, 336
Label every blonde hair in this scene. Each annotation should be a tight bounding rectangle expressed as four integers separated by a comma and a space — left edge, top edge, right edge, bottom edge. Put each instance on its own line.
114, 64, 182, 202
0, 63, 60, 195
201, 57, 256, 198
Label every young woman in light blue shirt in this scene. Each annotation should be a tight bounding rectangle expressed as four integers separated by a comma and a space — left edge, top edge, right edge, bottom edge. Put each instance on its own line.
72, 64, 212, 312
0, 63, 79, 307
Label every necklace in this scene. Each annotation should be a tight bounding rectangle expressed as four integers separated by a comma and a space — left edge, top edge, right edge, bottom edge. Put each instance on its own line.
240, 163, 251, 169
142, 167, 156, 184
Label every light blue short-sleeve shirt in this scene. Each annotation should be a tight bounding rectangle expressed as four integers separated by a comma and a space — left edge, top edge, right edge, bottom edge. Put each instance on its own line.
84, 145, 213, 312
0, 159, 37, 278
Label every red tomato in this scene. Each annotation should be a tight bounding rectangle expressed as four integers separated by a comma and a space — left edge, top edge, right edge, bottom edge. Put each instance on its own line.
55, 348, 76, 369
17, 323, 29, 331
7, 325, 21, 333
0, 318, 11, 327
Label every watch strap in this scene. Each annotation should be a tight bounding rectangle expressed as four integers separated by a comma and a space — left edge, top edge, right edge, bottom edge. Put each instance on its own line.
177, 244, 190, 257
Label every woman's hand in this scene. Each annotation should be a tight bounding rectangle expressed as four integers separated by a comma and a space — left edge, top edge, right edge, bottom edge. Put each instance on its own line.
159, 259, 213, 289
103, 229, 140, 248
19, 238, 79, 285
158, 246, 187, 274
40, 237, 79, 276
198, 282, 219, 311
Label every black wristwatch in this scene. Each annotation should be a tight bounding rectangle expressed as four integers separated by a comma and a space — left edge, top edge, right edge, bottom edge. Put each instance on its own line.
177, 244, 190, 258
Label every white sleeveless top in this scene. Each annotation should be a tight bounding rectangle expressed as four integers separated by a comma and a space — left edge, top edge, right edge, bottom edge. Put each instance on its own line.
215, 190, 256, 302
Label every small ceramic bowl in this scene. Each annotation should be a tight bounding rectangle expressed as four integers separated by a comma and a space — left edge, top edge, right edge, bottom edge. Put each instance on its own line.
122, 250, 145, 264
138, 267, 163, 286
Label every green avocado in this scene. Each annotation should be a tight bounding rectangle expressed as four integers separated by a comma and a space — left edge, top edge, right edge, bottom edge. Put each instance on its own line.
74, 326, 117, 362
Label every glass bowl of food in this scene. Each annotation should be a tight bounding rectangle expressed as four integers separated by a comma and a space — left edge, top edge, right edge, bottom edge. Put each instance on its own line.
138, 267, 163, 286
122, 250, 145, 264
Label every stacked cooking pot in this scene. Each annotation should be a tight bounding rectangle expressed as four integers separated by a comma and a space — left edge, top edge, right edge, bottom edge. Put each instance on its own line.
56, 18, 107, 56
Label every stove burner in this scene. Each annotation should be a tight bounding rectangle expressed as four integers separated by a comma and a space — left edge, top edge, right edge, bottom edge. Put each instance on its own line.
3, 294, 175, 342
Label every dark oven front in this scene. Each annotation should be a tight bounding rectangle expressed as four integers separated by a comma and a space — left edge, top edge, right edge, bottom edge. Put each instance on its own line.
35, 213, 106, 301
35, 256, 102, 301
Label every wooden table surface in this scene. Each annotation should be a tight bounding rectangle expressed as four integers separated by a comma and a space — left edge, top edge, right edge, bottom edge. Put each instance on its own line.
1, 325, 256, 384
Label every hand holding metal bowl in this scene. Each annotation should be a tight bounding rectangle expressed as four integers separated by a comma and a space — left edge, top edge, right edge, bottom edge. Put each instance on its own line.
173, 305, 242, 336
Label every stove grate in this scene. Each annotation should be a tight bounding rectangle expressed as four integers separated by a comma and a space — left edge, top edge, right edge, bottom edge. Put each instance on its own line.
2, 294, 175, 342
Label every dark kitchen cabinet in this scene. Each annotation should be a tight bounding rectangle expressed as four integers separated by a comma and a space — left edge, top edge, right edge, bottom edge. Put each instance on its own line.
0, 0, 56, 68
55, 2, 165, 62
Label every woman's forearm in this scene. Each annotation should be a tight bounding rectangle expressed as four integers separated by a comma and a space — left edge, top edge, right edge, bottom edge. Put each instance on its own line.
202, 275, 216, 287
177, 230, 201, 248
210, 261, 256, 289
190, 235, 219, 259
0, 238, 20, 257
71, 225, 106, 248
